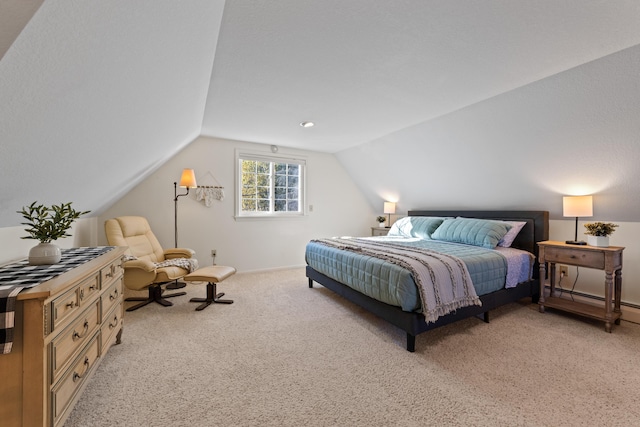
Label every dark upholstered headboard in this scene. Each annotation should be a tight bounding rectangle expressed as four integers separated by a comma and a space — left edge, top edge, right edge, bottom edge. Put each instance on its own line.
408, 210, 549, 278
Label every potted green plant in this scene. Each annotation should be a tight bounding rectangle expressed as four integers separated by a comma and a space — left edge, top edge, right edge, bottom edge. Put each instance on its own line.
17, 202, 90, 265
376, 215, 387, 227
583, 221, 618, 247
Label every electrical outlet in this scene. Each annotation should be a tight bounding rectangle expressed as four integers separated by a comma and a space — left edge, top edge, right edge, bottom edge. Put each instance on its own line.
211, 249, 217, 257
559, 265, 568, 277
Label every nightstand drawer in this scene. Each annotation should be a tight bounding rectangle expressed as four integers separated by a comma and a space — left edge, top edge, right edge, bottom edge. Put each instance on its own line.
371, 227, 389, 236
543, 246, 604, 269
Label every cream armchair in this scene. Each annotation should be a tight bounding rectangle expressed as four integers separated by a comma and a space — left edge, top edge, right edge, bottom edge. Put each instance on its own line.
105, 216, 196, 311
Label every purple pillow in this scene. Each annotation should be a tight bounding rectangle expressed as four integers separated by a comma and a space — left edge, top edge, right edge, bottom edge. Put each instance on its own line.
497, 221, 526, 248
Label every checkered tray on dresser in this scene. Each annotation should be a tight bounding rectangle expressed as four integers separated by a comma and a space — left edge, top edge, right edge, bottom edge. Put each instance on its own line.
0, 246, 115, 354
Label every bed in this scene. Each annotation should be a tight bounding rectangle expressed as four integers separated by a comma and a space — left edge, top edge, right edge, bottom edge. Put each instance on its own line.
305, 210, 549, 351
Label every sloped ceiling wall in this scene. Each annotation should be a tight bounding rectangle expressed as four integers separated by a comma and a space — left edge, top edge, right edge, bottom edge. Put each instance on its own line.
0, 0, 225, 227
0, 0, 43, 61
336, 45, 640, 221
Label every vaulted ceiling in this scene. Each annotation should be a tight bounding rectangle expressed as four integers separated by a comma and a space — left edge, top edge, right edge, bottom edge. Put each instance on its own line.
1, 1, 640, 227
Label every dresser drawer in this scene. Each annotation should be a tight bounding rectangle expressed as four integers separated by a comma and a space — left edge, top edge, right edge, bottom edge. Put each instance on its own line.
543, 246, 605, 269
52, 288, 80, 332
51, 300, 101, 383
101, 258, 123, 289
78, 273, 100, 307
101, 279, 122, 322
51, 335, 100, 426
101, 302, 123, 353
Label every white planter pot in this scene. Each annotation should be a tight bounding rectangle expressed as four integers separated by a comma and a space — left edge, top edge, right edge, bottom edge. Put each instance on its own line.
378, 222, 386, 227
587, 235, 609, 247
28, 242, 62, 265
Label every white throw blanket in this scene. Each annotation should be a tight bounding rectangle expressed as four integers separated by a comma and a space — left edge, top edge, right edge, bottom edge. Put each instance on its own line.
154, 257, 199, 273
312, 238, 481, 323
123, 255, 199, 273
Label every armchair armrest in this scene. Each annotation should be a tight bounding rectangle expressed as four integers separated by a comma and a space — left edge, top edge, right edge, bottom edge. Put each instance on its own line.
164, 248, 195, 259
122, 259, 157, 291
124, 258, 156, 272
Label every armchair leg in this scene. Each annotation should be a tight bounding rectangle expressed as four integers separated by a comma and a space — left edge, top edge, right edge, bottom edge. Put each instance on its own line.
125, 285, 186, 312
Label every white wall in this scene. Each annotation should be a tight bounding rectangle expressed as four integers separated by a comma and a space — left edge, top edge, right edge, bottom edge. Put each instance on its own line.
96, 136, 376, 272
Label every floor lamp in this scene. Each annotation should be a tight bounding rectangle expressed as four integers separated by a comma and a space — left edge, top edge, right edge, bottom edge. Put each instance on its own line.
168, 168, 197, 289
563, 195, 592, 245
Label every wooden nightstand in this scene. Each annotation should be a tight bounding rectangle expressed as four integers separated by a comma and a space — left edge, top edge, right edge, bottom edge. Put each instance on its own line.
537, 240, 624, 332
371, 227, 390, 236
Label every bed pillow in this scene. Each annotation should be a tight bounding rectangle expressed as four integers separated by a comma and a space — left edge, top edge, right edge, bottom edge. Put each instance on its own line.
497, 221, 527, 248
387, 216, 446, 239
431, 217, 511, 249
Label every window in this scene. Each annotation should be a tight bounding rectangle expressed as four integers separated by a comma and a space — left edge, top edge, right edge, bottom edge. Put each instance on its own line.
236, 151, 306, 218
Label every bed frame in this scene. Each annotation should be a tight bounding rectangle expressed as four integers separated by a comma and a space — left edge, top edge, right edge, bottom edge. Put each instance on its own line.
306, 210, 549, 351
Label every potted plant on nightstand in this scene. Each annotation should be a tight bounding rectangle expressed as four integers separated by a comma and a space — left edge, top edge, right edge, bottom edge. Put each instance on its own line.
17, 202, 90, 265
376, 216, 387, 227
584, 222, 618, 247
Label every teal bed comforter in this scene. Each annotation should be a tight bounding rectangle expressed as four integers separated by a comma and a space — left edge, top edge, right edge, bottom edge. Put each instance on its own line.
305, 238, 508, 312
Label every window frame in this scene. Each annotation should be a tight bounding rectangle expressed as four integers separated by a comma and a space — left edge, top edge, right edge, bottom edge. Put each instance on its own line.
235, 149, 307, 219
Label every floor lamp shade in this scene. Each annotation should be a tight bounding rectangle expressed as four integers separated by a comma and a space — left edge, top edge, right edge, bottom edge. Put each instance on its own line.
563, 195, 593, 245
179, 168, 198, 188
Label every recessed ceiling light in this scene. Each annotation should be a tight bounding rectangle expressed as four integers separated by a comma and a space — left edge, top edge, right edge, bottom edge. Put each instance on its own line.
300, 121, 315, 128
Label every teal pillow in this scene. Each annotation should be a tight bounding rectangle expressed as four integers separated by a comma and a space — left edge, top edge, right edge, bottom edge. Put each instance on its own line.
431, 217, 512, 249
387, 216, 446, 239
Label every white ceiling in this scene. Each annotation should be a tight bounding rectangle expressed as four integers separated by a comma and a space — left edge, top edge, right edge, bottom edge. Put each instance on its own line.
202, 0, 640, 152
1, 1, 640, 227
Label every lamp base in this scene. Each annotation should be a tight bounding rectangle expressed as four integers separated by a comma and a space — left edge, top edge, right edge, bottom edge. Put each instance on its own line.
565, 240, 587, 245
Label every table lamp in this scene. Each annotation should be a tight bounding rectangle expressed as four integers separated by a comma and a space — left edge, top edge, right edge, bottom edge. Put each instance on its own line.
563, 195, 592, 245
383, 202, 396, 228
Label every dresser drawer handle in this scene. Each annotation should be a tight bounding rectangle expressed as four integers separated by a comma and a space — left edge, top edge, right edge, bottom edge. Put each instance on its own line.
66, 301, 76, 309
109, 289, 119, 301
105, 264, 116, 278
109, 315, 119, 330
79, 289, 85, 300
72, 357, 91, 383
72, 321, 90, 341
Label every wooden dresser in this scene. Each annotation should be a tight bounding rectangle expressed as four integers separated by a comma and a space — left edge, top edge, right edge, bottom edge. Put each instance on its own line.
0, 246, 126, 427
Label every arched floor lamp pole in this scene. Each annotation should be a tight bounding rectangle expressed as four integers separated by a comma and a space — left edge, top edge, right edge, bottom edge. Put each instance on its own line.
167, 168, 197, 289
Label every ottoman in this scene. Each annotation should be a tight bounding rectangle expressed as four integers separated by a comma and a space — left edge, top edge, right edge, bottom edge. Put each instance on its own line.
183, 265, 236, 311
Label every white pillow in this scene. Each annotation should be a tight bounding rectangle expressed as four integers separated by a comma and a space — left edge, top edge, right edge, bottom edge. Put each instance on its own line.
497, 221, 527, 248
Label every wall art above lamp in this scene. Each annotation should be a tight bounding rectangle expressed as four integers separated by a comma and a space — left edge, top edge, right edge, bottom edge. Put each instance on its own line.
563, 195, 593, 245
383, 202, 396, 228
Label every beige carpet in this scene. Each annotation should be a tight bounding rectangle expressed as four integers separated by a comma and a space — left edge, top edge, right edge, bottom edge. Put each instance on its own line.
64, 268, 640, 427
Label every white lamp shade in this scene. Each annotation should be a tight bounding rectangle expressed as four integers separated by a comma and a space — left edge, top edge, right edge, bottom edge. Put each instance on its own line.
179, 168, 198, 188
563, 195, 593, 217
383, 202, 396, 214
